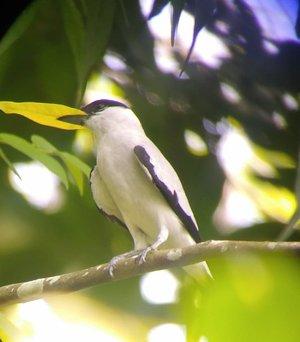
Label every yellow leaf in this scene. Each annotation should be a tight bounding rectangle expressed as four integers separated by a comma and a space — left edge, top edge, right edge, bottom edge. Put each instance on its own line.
246, 176, 296, 223
0, 101, 86, 130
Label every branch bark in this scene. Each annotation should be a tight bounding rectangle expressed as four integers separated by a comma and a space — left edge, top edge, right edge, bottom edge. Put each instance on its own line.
0, 240, 299, 306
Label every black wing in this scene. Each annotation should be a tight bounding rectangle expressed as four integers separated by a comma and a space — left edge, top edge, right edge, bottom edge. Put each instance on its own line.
134, 145, 201, 243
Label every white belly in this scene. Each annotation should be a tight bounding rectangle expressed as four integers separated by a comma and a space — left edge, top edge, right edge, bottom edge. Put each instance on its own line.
97, 134, 194, 249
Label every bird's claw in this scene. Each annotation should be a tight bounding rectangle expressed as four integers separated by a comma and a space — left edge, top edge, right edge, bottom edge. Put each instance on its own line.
106, 256, 121, 277
106, 247, 155, 274
106, 250, 142, 277
138, 246, 154, 265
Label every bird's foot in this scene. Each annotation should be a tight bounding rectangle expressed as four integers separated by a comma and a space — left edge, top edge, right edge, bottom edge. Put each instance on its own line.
106, 250, 141, 277
137, 228, 168, 265
138, 246, 155, 265
106, 255, 122, 277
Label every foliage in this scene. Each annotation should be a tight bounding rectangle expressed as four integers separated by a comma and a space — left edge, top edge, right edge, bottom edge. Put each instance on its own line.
149, 0, 217, 67
0, 132, 91, 193
0, 101, 85, 129
0, 101, 89, 193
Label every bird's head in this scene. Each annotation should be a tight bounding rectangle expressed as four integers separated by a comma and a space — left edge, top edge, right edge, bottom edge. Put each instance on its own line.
59, 99, 141, 135
82, 99, 129, 117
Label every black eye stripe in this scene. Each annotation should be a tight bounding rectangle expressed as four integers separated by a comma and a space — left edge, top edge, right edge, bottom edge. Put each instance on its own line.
96, 104, 106, 111
81, 99, 129, 115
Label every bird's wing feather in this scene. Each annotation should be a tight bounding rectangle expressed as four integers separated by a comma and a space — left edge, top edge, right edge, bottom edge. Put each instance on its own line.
90, 166, 128, 230
134, 144, 201, 243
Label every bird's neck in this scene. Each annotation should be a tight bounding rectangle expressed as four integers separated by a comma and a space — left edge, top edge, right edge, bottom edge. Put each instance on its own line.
92, 116, 145, 149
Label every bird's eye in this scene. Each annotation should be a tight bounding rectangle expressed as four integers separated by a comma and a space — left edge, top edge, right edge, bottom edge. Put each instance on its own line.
96, 104, 106, 112
89, 104, 105, 115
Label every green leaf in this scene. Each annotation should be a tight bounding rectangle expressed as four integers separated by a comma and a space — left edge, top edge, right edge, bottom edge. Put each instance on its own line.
32, 134, 91, 194
0, 1, 115, 105
62, 156, 84, 195
59, 0, 116, 100
60, 151, 91, 178
0, 147, 21, 179
0, 1, 79, 105
58, 152, 91, 195
0, 133, 68, 188
59, 0, 85, 87
0, 2, 37, 57
31, 135, 57, 153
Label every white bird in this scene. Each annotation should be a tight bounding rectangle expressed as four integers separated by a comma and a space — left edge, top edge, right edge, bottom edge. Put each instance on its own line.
61, 99, 212, 282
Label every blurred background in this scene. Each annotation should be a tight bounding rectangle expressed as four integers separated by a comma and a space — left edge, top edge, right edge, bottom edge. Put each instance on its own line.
0, 0, 299, 341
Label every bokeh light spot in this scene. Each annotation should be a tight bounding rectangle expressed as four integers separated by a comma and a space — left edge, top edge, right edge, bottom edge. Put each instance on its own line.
140, 270, 179, 304
8, 162, 64, 213
184, 129, 208, 157
148, 323, 185, 342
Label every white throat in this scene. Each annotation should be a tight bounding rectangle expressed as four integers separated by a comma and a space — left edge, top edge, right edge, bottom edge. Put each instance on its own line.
85, 107, 144, 141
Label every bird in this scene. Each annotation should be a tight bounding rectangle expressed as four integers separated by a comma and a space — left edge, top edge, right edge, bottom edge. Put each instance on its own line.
60, 99, 212, 282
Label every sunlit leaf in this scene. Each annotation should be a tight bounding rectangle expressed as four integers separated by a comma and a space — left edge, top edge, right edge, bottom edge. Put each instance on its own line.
0, 133, 68, 188
254, 145, 295, 169
0, 146, 21, 179
248, 176, 296, 223
0, 101, 85, 130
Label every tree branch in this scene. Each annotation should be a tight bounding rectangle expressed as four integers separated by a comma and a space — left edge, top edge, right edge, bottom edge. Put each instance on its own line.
1, 240, 299, 306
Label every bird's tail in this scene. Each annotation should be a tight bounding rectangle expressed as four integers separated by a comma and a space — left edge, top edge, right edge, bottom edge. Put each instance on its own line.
183, 261, 213, 284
